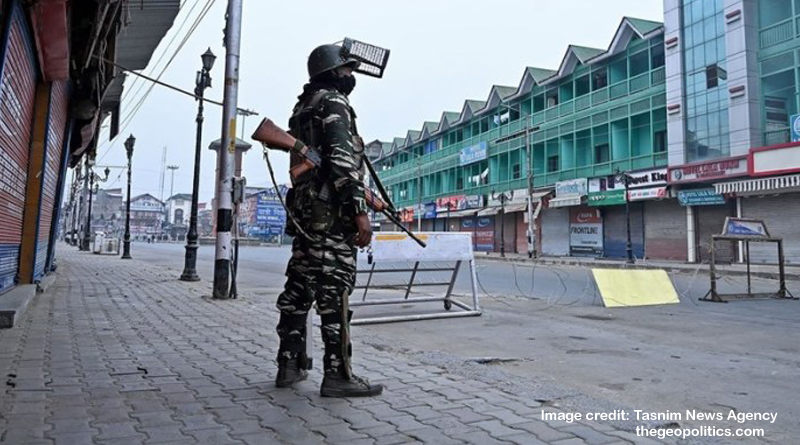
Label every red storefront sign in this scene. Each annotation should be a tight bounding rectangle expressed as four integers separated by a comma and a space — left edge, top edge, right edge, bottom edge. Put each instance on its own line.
668, 156, 748, 184
435, 195, 465, 212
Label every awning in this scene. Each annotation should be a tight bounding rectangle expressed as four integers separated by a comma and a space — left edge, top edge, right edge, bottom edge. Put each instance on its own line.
715, 174, 800, 196
531, 190, 554, 202
548, 196, 583, 208
448, 209, 478, 218
504, 203, 528, 213
477, 206, 501, 216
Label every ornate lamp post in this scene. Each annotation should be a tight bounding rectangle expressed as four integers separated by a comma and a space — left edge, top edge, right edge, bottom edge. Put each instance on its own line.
121, 134, 135, 259
180, 48, 216, 281
491, 189, 514, 257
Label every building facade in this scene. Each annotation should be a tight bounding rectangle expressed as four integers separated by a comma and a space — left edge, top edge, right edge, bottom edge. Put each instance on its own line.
165, 193, 192, 241
375, 2, 800, 264
129, 194, 166, 241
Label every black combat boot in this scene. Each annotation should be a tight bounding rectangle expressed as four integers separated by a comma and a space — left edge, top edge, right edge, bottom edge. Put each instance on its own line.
275, 355, 308, 388
321, 373, 383, 397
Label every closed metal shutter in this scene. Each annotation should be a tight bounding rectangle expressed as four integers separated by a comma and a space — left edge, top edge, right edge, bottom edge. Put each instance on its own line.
602, 204, 644, 259
34, 80, 69, 278
644, 199, 687, 261
742, 194, 800, 264
0, 4, 38, 294
695, 203, 735, 264
541, 207, 569, 256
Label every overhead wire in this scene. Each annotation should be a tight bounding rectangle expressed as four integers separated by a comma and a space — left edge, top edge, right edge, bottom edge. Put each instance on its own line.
96, 0, 217, 163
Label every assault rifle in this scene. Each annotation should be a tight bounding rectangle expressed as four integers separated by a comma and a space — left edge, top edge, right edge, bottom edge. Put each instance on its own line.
252, 118, 426, 248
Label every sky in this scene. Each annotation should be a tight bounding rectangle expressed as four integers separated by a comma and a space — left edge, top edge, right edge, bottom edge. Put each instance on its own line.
92, 0, 663, 204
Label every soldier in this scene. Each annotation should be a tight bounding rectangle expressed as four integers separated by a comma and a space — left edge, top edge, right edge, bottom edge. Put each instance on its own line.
274, 44, 383, 397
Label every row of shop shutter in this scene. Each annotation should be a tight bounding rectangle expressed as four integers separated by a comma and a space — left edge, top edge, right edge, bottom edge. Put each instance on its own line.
0, 1, 71, 294
0, 3, 38, 294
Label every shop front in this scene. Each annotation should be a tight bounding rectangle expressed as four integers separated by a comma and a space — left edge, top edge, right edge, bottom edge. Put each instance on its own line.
542, 179, 587, 256
587, 175, 643, 259
713, 142, 800, 264
670, 157, 747, 263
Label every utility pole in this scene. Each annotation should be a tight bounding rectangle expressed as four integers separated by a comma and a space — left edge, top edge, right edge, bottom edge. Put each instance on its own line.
167, 165, 179, 227
523, 116, 535, 259
213, 0, 242, 300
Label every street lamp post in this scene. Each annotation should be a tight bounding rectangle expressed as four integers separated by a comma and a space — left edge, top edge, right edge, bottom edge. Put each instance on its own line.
122, 134, 136, 259
181, 48, 215, 282
491, 189, 514, 257
615, 169, 634, 264
83, 163, 110, 251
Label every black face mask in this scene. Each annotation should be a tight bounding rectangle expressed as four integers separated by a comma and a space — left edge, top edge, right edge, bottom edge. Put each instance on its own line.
335, 73, 356, 96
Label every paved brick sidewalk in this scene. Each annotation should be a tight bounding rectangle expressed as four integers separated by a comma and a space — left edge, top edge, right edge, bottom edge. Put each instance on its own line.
0, 247, 657, 445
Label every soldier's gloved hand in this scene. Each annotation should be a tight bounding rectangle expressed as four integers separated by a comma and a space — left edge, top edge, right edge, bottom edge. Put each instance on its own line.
354, 213, 372, 248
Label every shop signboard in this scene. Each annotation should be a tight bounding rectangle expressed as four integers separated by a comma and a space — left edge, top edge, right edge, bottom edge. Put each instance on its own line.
677, 188, 726, 206
424, 202, 437, 219
588, 190, 625, 206
792, 114, 800, 142
556, 178, 587, 198
749, 141, 800, 177
460, 216, 495, 251
459, 141, 488, 166
474, 216, 495, 251
628, 186, 667, 201
436, 195, 465, 212
459, 194, 484, 210
668, 156, 748, 183
569, 207, 603, 256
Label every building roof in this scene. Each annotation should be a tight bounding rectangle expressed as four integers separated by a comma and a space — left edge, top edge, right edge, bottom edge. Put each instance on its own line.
384, 16, 664, 150
167, 193, 192, 201
131, 193, 164, 205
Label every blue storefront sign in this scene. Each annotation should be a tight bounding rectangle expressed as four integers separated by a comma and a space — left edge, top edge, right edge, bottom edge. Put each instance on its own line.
792, 114, 800, 142
459, 141, 488, 166
424, 202, 437, 219
256, 204, 286, 224
677, 189, 726, 206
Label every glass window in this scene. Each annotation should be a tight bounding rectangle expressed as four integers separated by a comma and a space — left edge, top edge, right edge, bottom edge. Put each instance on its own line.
594, 144, 610, 163
609, 58, 628, 83
546, 88, 559, 107
592, 68, 608, 90
651, 44, 665, 69
575, 75, 590, 96
547, 155, 559, 172
533, 94, 545, 112
760, 0, 793, 29
629, 50, 649, 77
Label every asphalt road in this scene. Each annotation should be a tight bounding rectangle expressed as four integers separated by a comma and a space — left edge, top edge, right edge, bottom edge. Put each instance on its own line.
119, 241, 800, 443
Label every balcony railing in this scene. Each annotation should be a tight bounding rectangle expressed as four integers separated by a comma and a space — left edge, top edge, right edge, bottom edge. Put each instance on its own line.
760, 19, 794, 48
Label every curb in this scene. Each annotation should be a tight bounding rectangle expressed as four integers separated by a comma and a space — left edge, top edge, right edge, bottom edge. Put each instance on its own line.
476, 255, 800, 281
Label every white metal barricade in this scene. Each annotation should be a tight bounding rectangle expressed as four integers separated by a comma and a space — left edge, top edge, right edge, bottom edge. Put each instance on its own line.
303, 232, 481, 367
350, 232, 481, 325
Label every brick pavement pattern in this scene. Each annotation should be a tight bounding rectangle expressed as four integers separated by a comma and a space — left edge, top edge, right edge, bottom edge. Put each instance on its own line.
0, 248, 648, 444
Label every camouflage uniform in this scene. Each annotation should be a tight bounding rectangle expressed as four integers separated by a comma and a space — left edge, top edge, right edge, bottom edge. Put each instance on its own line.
276, 86, 366, 377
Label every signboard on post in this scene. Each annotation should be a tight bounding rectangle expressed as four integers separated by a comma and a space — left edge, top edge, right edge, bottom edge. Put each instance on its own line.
722, 218, 770, 238
570, 207, 603, 256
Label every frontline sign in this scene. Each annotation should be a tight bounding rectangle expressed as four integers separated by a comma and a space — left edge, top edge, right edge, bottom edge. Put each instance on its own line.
459, 141, 488, 166
668, 156, 748, 183
570, 207, 603, 256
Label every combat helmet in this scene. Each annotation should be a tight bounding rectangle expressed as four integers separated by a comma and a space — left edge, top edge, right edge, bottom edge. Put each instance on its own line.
307, 44, 361, 79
